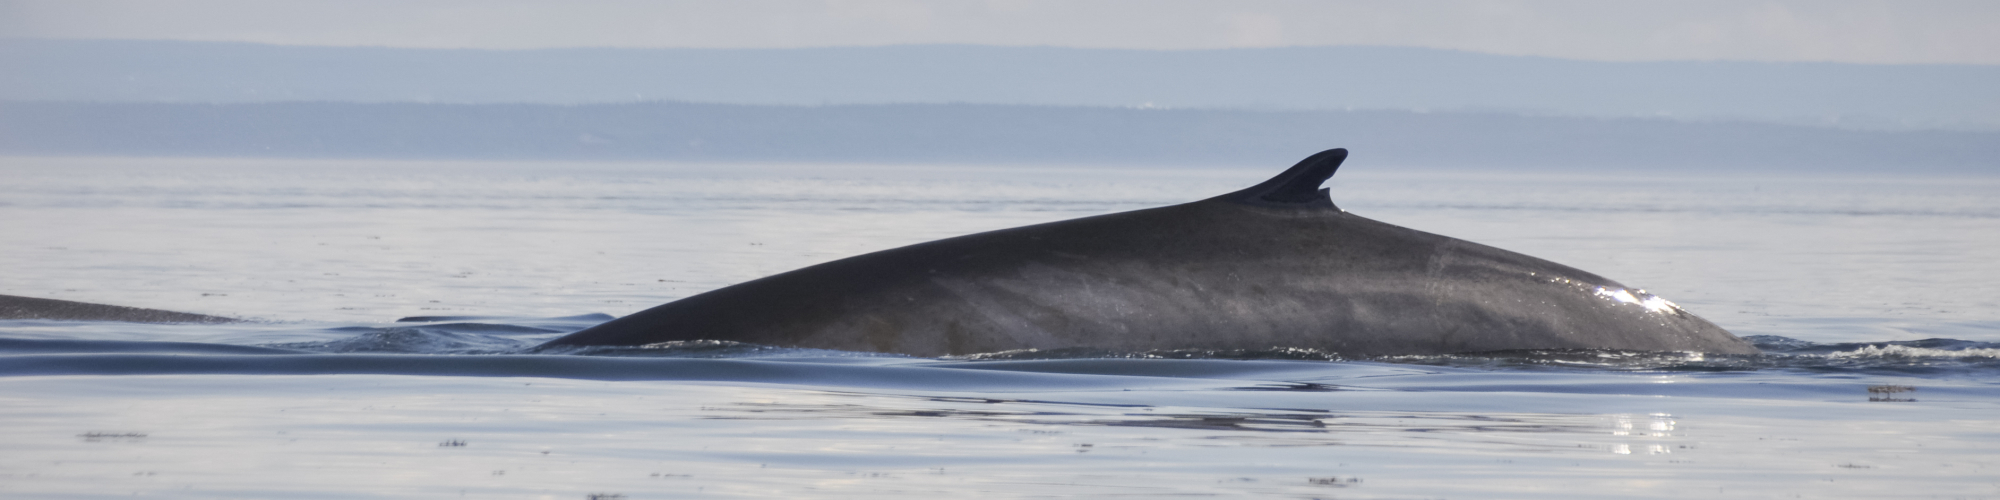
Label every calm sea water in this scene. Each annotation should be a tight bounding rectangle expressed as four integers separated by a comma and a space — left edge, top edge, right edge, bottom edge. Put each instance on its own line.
2, 156, 1997, 499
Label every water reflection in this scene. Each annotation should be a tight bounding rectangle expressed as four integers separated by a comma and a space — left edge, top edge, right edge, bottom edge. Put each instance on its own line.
1610, 413, 1676, 438
1866, 384, 1917, 402
6, 372, 1996, 499
699, 391, 1677, 456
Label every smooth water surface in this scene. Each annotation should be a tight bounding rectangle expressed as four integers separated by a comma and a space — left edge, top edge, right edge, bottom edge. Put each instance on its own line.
2, 156, 1997, 499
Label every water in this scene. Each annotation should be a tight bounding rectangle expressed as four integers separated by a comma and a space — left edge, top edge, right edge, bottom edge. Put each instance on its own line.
2, 156, 1998, 499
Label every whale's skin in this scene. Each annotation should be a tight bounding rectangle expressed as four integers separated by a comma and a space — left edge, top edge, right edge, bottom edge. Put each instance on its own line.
0, 294, 239, 323
543, 149, 1756, 356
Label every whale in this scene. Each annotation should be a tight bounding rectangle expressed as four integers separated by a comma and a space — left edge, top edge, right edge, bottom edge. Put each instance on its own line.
0, 294, 239, 323
542, 149, 1757, 356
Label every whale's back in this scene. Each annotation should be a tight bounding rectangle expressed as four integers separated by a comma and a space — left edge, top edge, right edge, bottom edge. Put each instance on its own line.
545, 196, 1754, 356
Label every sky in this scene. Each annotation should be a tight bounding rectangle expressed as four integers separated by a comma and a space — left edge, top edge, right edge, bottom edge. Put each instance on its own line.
1, 0, 1996, 65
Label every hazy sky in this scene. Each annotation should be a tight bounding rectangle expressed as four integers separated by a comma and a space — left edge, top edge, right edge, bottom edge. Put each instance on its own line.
2, 0, 1995, 64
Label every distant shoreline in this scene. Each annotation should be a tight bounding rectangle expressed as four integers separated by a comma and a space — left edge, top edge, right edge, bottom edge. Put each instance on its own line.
7, 39, 1998, 132
4, 100, 1995, 173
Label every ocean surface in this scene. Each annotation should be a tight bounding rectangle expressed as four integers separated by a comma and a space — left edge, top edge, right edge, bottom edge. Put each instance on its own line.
2, 156, 1997, 499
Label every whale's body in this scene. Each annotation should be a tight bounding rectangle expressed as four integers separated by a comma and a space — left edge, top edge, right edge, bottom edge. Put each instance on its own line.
0, 294, 238, 323
543, 149, 1756, 356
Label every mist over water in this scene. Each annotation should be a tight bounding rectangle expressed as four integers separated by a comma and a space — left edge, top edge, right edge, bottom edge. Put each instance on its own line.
3, 156, 1997, 498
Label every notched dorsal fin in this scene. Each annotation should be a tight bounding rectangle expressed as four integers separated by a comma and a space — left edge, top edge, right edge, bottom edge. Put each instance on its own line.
1212, 148, 1347, 209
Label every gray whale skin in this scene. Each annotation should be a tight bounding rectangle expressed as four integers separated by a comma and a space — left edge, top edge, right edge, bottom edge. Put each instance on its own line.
544, 149, 1756, 356
0, 294, 237, 323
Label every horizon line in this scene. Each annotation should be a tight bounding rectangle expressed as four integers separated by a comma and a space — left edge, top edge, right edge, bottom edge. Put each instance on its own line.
9, 37, 1995, 68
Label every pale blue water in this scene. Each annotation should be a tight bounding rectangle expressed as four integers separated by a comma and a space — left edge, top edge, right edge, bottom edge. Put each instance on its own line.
2, 156, 1997, 499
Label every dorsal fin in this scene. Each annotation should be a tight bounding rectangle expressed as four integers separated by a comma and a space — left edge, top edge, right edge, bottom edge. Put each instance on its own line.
1212, 148, 1346, 209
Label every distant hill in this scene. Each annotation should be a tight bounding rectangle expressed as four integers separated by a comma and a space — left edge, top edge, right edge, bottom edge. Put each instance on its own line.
3, 101, 1993, 173
4, 39, 1999, 131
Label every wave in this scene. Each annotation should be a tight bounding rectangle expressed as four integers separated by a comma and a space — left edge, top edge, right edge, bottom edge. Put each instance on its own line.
2, 318, 1996, 380
1823, 344, 2000, 360
912, 336, 2000, 374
